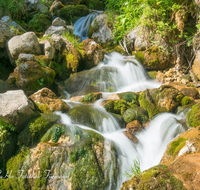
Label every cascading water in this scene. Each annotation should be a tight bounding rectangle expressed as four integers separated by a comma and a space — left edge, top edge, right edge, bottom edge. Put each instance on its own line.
59, 53, 186, 189
73, 11, 102, 42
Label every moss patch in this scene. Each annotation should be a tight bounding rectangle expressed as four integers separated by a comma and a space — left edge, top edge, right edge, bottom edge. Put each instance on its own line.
18, 114, 60, 147
181, 96, 192, 106
147, 71, 158, 80
167, 137, 187, 156
81, 93, 102, 103
186, 102, 200, 127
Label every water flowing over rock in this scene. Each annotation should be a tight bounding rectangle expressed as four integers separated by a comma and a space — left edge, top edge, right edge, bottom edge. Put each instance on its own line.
73, 12, 100, 42
0, 90, 39, 132
7, 32, 41, 65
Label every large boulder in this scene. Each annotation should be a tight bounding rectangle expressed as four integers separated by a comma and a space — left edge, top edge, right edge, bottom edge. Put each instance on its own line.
1, 126, 118, 190
89, 14, 112, 44
7, 61, 55, 95
7, 32, 41, 65
139, 85, 183, 119
120, 165, 186, 190
0, 20, 12, 48
135, 46, 170, 70
160, 128, 200, 190
29, 88, 70, 113
0, 90, 39, 133
81, 39, 104, 69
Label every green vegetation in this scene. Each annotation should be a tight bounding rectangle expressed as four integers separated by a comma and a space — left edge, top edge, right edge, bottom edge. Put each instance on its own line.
167, 137, 187, 156
62, 31, 80, 49
106, 0, 197, 47
81, 93, 102, 103
181, 96, 192, 106
52, 125, 64, 142
124, 157, 141, 178
0, 120, 15, 154
186, 102, 200, 127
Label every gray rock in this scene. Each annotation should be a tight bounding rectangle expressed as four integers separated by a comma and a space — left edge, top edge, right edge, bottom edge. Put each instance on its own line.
50, 34, 63, 50
18, 53, 35, 63
0, 20, 12, 48
28, 0, 40, 11
52, 17, 66, 26
44, 41, 55, 59
1, 16, 12, 23
37, 3, 49, 14
7, 21, 26, 33
44, 25, 68, 36
7, 32, 41, 65
91, 14, 112, 44
0, 90, 38, 132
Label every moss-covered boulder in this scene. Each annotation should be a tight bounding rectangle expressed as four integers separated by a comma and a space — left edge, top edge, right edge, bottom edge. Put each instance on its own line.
28, 13, 51, 35
68, 105, 109, 130
2, 125, 118, 190
29, 88, 70, 113
120, 165, 186, 190
181, 96, 192, 106
81, 92, 102, 103
124, 107, 149, 124
135, 46, 169, 70
8, 61, 56, 95
139, 85, 183, 119
186, 102, 200, 128
18, 113, 61, 147
58, 5, 89, 25
81, 39, 105, 69
64, 66, 118, 96
117, 92, 138, 104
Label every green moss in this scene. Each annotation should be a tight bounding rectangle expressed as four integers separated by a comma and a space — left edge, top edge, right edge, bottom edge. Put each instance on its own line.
66, 53, 79, 72
167, 137, 187, 156
113, 99, 129, 115
88, 20, 99, 38
139, 90, 160, 119
135, 51, 144, 63
124, 106, 149, 124
121, 165, 186, 190
58, 5, 89, 25
28, 13, 51, 35
117, 92, 138, 104
35, 55, 51, 68
81, 93, 102, 103
147, 71, 158, 80
186, 102, 200, 127
18, 114, 60, 147
6, 146, 30, 190
181, 96, 192, 106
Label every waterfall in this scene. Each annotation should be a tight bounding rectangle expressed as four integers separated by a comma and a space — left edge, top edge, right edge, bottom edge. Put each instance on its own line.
73, 11, 102, 42
59, 52, 186, 189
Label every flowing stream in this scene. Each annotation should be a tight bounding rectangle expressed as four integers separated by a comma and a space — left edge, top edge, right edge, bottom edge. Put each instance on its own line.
57, 52, 186, 189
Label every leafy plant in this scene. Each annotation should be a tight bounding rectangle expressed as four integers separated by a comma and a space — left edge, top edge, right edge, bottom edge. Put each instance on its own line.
124, 157, 141, 177
0, 120, 15, 154
52, 125, 64, 143
62, 31, 80, 49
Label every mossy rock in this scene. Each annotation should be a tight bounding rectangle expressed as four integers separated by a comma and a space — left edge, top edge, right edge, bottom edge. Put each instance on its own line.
68, 105, 110, 130
181, 96, 192, 106
139, 86, 182, 119
186, 102, 200, 127
136, 46, 169, 70
28, 13, 51, 35
117, 92, 138, 104
4, 125, 118, 190
104, 99, 129, 115
120, 165, 186, 190
88, 19, 99, 38
167, 137, 187, 156
81, 92, 102, 103
124, 107, 149, 124
58, 5, 89, 25
147, 71, 158, 80
18, 113, 61, 147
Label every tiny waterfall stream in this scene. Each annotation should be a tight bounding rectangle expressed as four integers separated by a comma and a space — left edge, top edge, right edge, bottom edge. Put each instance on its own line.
56, 52, 186, 189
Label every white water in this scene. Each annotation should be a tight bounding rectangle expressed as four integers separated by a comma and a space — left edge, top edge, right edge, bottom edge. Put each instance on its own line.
58, 52, 185, 189
73, 12, 100, 42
